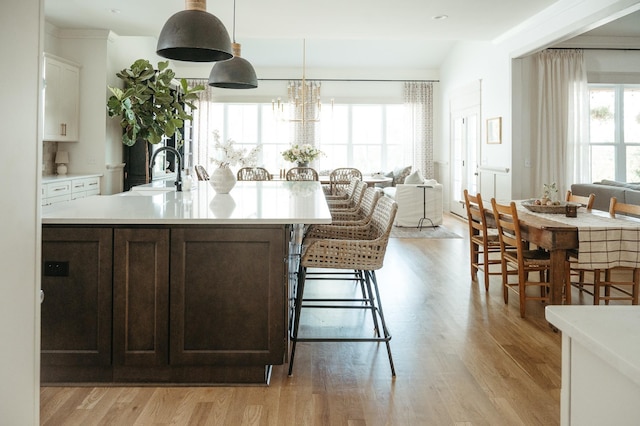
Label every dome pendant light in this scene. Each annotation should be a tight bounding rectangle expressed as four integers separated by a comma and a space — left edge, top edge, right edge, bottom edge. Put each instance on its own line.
157, 0, 233, 62
208, 0, 258, 89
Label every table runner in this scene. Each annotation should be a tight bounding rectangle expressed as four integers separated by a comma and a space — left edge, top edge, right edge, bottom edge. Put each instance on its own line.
515, 203, 640, 269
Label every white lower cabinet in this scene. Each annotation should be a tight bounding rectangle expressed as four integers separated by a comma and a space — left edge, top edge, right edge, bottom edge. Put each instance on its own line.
42, 175, 101, 206
71, 176, 100, 200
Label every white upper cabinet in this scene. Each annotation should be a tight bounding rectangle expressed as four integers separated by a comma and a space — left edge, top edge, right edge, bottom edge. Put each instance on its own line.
43, 54, 80, 142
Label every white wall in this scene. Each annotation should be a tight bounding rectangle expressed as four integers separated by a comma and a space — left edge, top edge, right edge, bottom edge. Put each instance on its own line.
439, 41, 514, 206
0, 0, 41, 423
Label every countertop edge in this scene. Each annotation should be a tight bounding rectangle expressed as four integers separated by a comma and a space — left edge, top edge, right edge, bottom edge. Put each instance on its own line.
546, 305, 640, 387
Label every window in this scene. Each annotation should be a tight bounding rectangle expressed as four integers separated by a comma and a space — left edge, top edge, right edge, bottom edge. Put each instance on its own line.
193, 102, 407, 174
589, 84, 640, 182
318, 103, 405, 172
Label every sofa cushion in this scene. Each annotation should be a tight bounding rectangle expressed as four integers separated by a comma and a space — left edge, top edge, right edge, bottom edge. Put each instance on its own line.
598, 179, 629, 188
392, 166, 412, 186
404, 170, 424, 184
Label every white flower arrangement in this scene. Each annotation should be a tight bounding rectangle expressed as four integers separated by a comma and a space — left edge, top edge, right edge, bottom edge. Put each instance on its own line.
210, 130, 261, 168
281, 143, 323, 164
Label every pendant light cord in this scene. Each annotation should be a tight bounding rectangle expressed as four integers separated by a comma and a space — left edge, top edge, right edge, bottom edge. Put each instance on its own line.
232, 0, 236, 42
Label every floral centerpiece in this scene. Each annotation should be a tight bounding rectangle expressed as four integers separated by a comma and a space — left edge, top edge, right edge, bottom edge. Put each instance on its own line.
209, 130, 261, 194
281, 143, 323, 166
210, 130, 260, 168
542, 182, 559, 204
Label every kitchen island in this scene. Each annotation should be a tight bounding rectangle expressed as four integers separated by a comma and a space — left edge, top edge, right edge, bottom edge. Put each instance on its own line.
41, 180, 331, 385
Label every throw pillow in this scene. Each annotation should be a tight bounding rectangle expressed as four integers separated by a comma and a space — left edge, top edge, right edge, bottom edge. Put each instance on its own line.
404, 170, 424, 184
392, 166, 412, 186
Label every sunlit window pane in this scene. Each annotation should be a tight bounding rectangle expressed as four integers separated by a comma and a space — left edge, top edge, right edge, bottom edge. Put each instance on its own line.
352, 106, 382, 145
626, 146, 640, 182
226, 105, 257, 143
624, 88, 640, 144
591, 145, 615, 182
590, 88, 615, 143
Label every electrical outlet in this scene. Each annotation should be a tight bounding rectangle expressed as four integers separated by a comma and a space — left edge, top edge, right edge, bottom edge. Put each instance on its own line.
43, 261, 69, 277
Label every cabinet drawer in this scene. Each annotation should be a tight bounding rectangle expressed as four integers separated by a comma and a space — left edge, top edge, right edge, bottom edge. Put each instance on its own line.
44, 181, 71, 198
45, 193, 72, 205
72, 177, 99, 193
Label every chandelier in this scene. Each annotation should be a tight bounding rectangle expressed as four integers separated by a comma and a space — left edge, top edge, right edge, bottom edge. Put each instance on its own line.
272, 40, 322, 124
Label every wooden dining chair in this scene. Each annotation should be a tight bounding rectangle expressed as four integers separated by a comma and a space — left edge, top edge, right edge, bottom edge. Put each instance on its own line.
598, 197, 640, 304
237, 167, 271, 181
564, 190, 595, 294
286, 167, 319, 181
566, 190, 595, 209
565, 197, 640, 305
491, 199, 554, 317
463, 190, 502, 291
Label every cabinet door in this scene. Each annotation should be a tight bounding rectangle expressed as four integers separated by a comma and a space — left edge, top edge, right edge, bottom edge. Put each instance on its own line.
41, 227, 113, 380
170, 226, 286, 366
113, 228, 169, 368
43, 55, 79, 142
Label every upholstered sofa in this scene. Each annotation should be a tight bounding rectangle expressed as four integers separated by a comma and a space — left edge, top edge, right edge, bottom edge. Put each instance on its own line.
571, 180, 640, 211
381, 171, 443, 227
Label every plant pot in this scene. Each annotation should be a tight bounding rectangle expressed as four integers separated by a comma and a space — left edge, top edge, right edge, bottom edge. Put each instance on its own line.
297, 162, 309, 168
209, 165, 236, 194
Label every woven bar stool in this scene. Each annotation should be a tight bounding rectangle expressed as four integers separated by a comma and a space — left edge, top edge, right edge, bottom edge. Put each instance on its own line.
328, 167, 363, 196
327, 180, 366, 212
325, 177, 361, 201
288, 196, 398, 376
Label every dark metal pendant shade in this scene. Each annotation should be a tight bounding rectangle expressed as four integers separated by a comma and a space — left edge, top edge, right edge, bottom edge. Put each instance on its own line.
209, 43, 258, 89
156, 3, 233, 63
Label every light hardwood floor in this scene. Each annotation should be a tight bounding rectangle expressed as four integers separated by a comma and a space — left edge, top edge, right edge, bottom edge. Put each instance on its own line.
41, 214, 566, 425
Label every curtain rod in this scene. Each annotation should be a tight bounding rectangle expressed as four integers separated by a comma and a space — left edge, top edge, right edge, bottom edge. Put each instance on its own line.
257, 78, 439, 83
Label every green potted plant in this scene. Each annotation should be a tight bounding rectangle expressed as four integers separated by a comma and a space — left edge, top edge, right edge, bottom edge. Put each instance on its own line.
106, 59, 204, 185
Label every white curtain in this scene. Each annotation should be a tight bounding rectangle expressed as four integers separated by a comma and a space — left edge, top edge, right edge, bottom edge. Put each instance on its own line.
288, 80, 321, 148
187, 79, 219, 173
404, 82, 434, 178
533, 49, 589, 195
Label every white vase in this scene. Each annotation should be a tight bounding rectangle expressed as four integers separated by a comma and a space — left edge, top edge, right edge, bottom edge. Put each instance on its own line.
210, 165, 236, 194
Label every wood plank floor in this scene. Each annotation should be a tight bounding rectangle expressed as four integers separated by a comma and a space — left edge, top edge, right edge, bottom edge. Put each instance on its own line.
41, 214, 570, 425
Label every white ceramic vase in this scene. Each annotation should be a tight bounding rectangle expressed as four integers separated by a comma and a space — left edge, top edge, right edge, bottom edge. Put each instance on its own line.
210, 165, 236, 194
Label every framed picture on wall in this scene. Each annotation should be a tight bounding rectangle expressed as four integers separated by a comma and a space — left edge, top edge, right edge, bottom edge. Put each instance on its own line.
487, 117, 502, 144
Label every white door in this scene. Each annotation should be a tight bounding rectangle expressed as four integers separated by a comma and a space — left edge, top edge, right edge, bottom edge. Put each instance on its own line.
449, 81, 481, 217
450, 109, 480, 217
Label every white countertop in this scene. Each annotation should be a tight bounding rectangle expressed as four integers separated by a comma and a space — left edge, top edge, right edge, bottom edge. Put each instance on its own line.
546, 305, 640, 387
42, 180, 332, 225
42, 173, 103, 183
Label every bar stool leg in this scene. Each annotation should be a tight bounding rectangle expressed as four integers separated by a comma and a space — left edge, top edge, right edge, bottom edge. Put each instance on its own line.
288, 265, 307, 376
366, 270, 396, 377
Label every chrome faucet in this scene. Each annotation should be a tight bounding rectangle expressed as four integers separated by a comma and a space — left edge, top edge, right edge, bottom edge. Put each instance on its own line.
149, 146, 183, 192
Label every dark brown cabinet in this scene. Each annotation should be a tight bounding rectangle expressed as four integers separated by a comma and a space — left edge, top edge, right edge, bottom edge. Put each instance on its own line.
41, 227, 113, 382
112, 228, 170, 381
41, 224, 288, 384
170, 227, 286, 368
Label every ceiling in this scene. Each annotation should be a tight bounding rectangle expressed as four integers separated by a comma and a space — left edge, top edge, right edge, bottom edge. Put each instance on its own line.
44, 0, 639, 70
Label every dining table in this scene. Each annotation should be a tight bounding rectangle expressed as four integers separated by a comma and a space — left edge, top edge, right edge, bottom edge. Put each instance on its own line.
489, 201, 640, 305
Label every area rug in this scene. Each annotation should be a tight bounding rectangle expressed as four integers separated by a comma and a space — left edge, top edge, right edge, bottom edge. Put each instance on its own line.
390, 225, 462, 239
